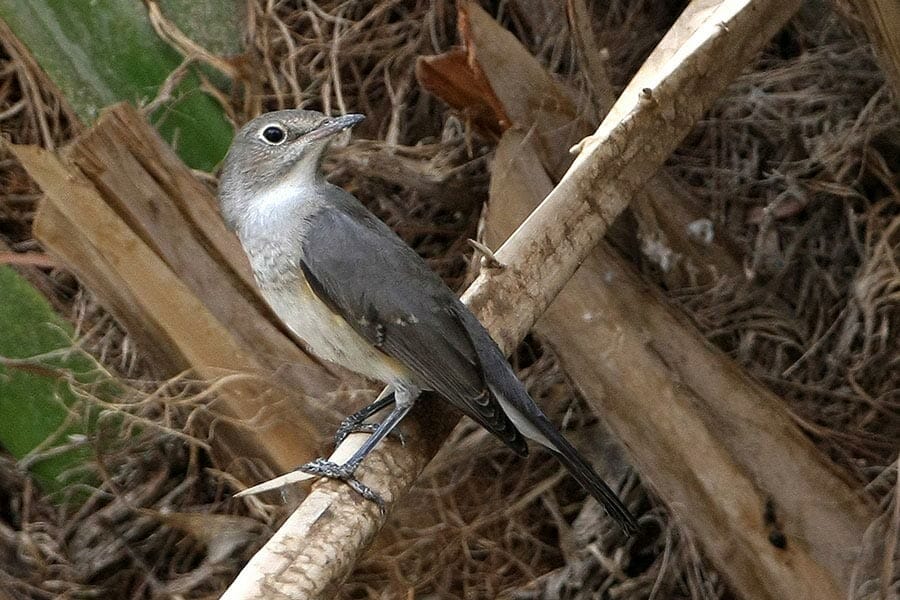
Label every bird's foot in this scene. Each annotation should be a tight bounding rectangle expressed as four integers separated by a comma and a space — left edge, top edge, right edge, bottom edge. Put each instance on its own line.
296, 458, 386, 513
333, 420, 405, 447
333, 421, 377, 446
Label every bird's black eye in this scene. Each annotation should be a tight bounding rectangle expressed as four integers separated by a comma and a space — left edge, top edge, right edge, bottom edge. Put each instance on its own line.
261, 125, 286, 145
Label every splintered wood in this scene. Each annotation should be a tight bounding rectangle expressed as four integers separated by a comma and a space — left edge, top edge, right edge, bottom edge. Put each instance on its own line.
10, 103, 342, 471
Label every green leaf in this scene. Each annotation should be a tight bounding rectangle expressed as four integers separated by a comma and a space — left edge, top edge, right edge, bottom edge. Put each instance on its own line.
0, 266, 99, 494
0, 0, 239, 171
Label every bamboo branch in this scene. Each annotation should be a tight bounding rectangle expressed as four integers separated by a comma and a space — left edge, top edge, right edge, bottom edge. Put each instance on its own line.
464, 0, 798, 353
222, 1, 821, 597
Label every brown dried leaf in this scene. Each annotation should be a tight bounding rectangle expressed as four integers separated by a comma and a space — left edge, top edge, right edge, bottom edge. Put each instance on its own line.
415, 49, 508, 139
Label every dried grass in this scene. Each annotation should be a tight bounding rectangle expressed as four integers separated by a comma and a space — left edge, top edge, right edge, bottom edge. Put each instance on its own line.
0, 0, 897, 598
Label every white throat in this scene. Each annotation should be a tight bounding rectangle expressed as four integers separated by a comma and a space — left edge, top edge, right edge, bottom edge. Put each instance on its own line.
240, 149, 325, 232
244, 179, 306, 229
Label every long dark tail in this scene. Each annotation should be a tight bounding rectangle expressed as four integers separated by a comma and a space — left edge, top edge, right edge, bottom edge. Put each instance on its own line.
536, 416, 639, 535
452, 304, 639, 535
487, 369, 639, 534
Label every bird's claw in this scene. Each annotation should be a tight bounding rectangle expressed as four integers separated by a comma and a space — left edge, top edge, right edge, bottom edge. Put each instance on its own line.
334, 421, 405, 447
333, 421, 377, 446
296, 458, 386, 513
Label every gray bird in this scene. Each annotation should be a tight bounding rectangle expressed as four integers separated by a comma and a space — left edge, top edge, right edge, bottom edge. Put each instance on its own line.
218, 109, 638, 535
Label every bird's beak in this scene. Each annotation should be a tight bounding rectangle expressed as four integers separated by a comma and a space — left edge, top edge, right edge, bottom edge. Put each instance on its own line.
304, 113, 365, 142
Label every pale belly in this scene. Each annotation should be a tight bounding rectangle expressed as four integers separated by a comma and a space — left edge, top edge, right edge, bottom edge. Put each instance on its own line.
261, 282, 411, 385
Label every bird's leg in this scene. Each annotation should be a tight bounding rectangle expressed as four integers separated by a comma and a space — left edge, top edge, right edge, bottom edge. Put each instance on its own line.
297, 384, 418, 512
296, 458, 386, 510
333, 385, 396, 446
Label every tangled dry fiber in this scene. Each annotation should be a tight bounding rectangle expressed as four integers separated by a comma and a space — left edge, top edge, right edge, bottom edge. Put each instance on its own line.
0, 0, 897, 598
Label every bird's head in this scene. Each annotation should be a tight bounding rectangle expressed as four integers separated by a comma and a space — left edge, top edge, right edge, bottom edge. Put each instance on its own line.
217, 109, 364, 232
